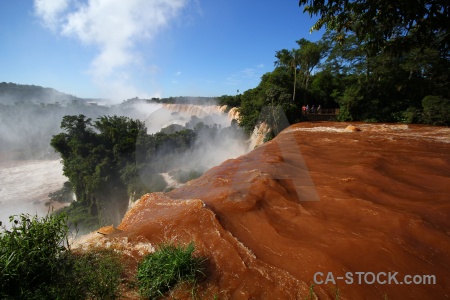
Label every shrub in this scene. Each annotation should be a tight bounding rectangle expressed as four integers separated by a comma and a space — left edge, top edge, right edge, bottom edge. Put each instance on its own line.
137, 242, 206, 299
0, 213, 68, 299
422, 95, 450, 125
45, 248, 124, 300
56, 202, 100, 233
0, 213, 124, 299
48, 181, 74, 203
127, 173, 168, 198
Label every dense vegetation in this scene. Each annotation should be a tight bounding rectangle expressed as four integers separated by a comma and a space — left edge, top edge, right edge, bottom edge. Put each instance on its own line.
50, 115, 198, 229
0, 83, 232, 159
0, 212, 205, 299
0, 213, 123, 299
219, 1, 449, 132
50, 113, 244, 230
0, 214, 68, 299
2, 2, 448, 298
298, 0, 449, 57
4, 0, 449, 231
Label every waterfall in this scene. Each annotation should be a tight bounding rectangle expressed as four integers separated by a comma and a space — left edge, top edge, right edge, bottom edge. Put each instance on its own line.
248, 122, 271, 150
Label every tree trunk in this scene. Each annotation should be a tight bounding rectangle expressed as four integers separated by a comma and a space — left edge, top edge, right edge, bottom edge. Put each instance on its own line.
293, 68, 297, 102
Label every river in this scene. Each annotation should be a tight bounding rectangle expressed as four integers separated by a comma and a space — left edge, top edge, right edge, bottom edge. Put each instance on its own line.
0, 159, 67, 224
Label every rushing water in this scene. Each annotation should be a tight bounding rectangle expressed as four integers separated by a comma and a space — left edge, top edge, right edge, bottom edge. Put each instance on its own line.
0, 159, 67, 224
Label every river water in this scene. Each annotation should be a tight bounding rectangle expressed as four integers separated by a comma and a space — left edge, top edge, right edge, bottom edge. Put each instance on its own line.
0, 159, 67, 224
0, 104, 246, 225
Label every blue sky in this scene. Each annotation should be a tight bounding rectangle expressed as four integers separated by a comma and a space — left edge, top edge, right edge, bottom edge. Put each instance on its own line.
0, 1, 323, 101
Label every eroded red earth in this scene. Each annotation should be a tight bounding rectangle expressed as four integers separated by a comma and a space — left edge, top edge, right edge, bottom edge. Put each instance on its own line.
114, 122, 450, 299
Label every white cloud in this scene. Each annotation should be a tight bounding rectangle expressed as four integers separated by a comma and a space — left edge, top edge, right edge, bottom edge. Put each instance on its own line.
34, 0, 188, 100
175, 71, 182, 76
34, 0, 70, 30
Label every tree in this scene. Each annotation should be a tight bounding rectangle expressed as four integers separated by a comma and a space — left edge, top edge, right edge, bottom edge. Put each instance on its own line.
422, 95, 450, 125
296, 38, 328, 91
275, 39, 328, 103
298, 0, 450, 57
51, 115, 207, 229
275, 48, 301, 102
51, 115, 149, 228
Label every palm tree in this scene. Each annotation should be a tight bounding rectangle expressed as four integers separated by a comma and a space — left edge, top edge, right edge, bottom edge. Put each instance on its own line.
296, 38, 328, 91
275, 48, 300, 102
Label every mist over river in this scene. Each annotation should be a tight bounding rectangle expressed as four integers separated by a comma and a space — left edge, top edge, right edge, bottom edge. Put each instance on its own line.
0, 102, 251, 225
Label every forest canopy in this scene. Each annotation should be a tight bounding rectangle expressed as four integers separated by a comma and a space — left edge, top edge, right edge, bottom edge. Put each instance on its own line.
50, 113, 244, 230
298, 0, 449, 57
51, 115, 199, 229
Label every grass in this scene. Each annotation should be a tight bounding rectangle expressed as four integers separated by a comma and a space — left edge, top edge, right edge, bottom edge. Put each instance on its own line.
137, 242, 206, 299
0, 213, 68, 299
61, 248, 124, 300
0, 213, 123, 300
2, 212, 390, 299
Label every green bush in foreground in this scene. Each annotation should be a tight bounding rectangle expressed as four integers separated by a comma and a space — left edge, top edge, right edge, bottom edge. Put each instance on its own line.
137, 242, 206, 299
56, 249, 123, 300
0, 213, 68, 299
0, 213, 123, 300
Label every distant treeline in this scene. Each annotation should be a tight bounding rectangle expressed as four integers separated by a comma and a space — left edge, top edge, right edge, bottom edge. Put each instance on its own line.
0, 82, 81, 104
121, 96, 220, 106
0, 82, 223, 106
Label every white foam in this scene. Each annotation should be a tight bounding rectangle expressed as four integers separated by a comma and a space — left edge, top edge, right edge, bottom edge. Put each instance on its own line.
0, 159, 67, 222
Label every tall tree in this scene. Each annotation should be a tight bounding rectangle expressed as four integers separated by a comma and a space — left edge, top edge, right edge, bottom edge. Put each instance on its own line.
296, 38, 328, 90
275, 48, 301, 101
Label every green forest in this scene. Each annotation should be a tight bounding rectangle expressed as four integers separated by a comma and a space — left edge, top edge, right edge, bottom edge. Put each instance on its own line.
51, 115, 189, 229
220, 0, 449, 132
50, 114, 243, 230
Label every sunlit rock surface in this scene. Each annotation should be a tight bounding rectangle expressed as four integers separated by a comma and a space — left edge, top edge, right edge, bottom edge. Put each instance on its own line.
104, 122, 449, 299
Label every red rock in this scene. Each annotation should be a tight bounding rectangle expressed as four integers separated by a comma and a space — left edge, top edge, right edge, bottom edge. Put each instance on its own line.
116, 122, 450, 299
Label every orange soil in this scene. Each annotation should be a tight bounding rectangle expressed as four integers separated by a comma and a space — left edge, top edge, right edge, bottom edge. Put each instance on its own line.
111, 122, 450, 299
